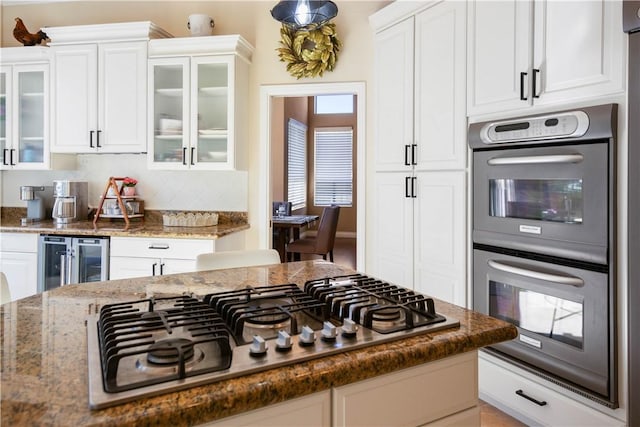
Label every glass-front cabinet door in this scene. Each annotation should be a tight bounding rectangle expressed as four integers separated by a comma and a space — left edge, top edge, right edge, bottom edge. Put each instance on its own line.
148, 57, 189, 169
1, 63, 49, 170
192, 57, 233, 169
17, 67, 46, 166
0, 67, 9, 167
148, 55, 234, 170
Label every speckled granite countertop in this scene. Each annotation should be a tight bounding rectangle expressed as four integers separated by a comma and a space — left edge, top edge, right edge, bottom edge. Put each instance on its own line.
0, 261, 517, 426
0, 208, 249, 239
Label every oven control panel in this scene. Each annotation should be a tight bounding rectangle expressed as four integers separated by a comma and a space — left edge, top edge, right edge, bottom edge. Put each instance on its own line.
479, 110, 589, 144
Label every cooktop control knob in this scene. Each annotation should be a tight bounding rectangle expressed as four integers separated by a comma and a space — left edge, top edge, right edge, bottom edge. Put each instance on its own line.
299, 325, 316, 346
341, 318, 358, 338
275, 330, 292, 352
249, 335, 267, 357
321, 321, 338, 342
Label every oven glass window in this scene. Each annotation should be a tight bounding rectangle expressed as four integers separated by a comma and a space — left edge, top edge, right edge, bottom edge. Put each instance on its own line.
489, 179, 583, 224
489, 281, 583, 349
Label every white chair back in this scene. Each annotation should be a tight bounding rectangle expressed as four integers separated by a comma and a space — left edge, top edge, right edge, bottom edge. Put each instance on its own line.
1, 272, 11, 304
195, 249, 281, 271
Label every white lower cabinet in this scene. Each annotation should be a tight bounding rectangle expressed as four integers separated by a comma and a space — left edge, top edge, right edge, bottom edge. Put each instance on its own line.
109, 236, 216, 279
479, 352, 624, 426
205, 390, 331, 427
333, 351, 478, 427
207, 351, 478, 427
0, 233, 38, 302
372, 170, 467, 306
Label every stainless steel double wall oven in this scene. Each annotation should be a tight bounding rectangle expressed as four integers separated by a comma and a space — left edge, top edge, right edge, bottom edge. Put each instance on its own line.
469, 104, 617, 408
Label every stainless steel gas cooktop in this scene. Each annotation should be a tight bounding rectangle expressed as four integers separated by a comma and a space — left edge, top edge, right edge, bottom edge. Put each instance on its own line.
87, 274, 459, 409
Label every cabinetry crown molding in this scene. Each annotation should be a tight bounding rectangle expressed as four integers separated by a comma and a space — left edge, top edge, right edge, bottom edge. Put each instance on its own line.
148, 35, 254, 63
369, 0, 441, 31
43, 21, 173, 45
0, 46, 50, 62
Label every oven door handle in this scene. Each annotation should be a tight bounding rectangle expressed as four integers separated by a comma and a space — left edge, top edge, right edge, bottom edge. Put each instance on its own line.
487, 260, 584, 287
487, 154, 584, 166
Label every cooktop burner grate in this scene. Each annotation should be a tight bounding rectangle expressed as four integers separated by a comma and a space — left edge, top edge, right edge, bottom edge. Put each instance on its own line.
304, 274, 446, 333
97, 296, 232, 393
203, 284, 329, 345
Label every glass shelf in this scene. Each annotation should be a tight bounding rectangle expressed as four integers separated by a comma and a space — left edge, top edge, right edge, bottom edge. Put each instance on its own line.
155, 88, 183, 96
199, 87, 227, 96
155, 134, 183, 140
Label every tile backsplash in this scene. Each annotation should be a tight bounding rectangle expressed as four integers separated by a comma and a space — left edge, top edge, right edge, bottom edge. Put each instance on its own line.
0, 153, 248, 211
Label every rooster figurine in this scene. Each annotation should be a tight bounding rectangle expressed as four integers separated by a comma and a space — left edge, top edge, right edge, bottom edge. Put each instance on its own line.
13, 18, 48, 46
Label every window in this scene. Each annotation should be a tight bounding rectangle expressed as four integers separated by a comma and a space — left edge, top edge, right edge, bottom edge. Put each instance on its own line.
314, 127, 353, 206
314, 94, 354, 114
287, 119, 307, 210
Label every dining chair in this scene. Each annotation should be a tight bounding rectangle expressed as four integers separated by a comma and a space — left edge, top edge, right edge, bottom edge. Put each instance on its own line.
1, 272, 11, 305
195, 249, 282, 271
286, 205, 340, 262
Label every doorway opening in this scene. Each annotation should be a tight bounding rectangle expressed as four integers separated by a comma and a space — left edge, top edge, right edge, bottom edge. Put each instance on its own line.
258, 82, 366, 270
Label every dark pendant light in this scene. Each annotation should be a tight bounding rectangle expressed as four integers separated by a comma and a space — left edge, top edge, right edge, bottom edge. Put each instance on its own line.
271, 0, 338, 29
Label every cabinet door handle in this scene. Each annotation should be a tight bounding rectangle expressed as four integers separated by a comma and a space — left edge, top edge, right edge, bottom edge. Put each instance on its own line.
519, 72, 528, 101
96, 130, 102, 148
404, 145, 411, 166
411, 144, 417, 166
191, 147, 195, 165
2, 149, 8, 166
60, 253, 67, 286
89, 130, 94, 148
10, 149, 16, 165
182, 147, 187, 165
411, 176, 417, 198
488, 259, 584, 287
532, 68, 540, 99
405, 176, 411, 198
488, 154, 584, 166
152, 262, 157, 276
148, 244, 170, 250
515, 389, 547, 406
160, 263, 165, 275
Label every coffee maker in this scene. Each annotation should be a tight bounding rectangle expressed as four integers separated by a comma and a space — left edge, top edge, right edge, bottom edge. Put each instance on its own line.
52, 180, 88, 224
19, 186, 54, 225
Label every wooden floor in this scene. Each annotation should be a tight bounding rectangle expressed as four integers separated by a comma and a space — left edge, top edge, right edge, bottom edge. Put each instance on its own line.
479, 400, 527, 426
326, 238, 527, 427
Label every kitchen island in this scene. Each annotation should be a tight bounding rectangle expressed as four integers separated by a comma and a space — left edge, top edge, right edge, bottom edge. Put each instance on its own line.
0, 261, 517, 426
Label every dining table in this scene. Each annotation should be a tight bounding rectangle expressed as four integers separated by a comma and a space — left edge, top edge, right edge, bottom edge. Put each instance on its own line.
271, 214, 319, 261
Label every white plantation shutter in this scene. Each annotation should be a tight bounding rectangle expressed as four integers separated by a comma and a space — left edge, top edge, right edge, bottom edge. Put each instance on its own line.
314, 127, 353, 206
288, 119, 307, 210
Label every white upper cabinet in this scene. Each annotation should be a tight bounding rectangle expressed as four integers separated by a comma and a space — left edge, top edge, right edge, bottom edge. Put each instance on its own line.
0, 48, 51, 170
46, 22, 172, 154
147, 36, 252, 171
414, 5, 467, 171
372, 17, 414, 173
467, 0, 625, 117
372, 3, 466, 173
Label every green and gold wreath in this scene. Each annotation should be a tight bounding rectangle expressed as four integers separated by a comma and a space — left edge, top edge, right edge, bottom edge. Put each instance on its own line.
276, 23, 342, 79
